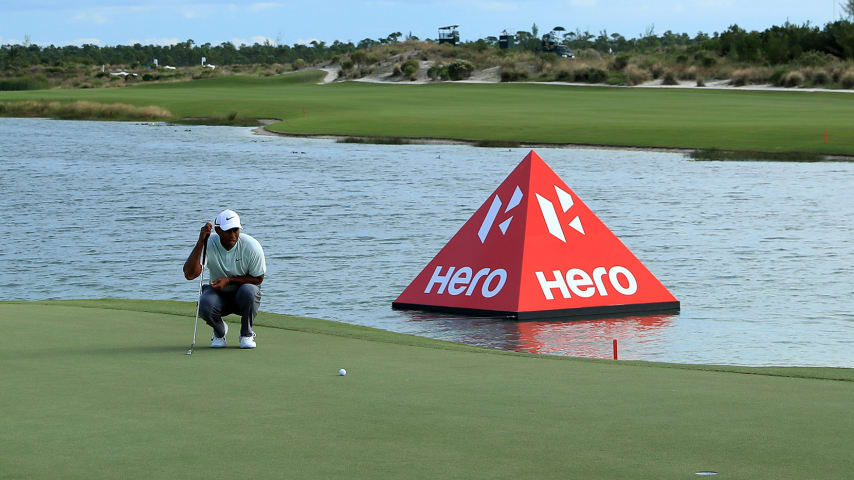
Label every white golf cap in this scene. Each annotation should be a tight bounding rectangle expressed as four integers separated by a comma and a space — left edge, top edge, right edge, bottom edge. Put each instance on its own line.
214, 209, 241, 230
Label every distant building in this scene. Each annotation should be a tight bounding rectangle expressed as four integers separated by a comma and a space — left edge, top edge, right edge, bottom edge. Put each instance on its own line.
438, 25, 459, 46
499, 30, 514, 50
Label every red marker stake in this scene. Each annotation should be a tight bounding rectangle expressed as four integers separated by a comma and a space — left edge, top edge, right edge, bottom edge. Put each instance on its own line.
825, 129, 828, 144
613, 339, 618, 360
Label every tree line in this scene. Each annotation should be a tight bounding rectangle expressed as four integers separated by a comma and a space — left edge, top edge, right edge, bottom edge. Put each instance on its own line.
2, 19, 854, 69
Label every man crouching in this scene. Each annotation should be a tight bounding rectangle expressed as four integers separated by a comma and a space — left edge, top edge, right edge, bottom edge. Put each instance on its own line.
183, 209, 266, 349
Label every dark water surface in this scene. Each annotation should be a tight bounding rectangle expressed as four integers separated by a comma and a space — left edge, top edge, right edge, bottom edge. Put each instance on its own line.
2, 118, 852, 366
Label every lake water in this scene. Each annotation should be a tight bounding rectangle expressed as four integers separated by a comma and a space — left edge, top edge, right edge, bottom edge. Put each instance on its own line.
2, 118, 853, 367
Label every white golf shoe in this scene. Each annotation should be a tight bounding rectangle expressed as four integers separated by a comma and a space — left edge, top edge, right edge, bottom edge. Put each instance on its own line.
240, 333, 256, 349
210, 322, 228, 348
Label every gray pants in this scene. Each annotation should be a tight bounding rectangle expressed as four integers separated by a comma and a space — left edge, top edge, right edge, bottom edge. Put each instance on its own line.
199, 284, 261, 338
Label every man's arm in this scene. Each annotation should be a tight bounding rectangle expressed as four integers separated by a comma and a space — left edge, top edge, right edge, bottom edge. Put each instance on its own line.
210, 274, 264, 290
183, 222, 212, 280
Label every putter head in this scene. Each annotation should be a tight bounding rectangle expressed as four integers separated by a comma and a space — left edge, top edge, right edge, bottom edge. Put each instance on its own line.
186, 349, 193, 356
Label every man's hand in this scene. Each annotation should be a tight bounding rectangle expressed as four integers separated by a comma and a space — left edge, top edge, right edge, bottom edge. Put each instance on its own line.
199, 222, 212, 243
211, 277, 229, 290
183, 222, 213, 280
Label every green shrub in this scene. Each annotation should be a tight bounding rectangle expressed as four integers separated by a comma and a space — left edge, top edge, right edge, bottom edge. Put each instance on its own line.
402, 59, 419, 79
447, 59, 474, 80
841, 70, 854, 89
0, 75, 49, 91
731, 69, 749, 86
796, 50, 835, 67
500, 66, 528, 82
349, 51, 365, 65
678, 67, 697, 80
784, 70, 804, 87
571, 67, 607, 83
427, 64, 443, 80
606, 72, 626, 85
624, 65, 650, 85
340, 60, 354, 71
613, 54, 631, 71
811, 69, 830, 85
662, 70, 678, 85
676, 54, 688, 64
770, 68, 788, 86
696, 76, 706, 87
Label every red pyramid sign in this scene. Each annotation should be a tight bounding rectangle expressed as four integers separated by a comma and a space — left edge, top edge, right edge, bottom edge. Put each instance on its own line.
392, 150, 679, 319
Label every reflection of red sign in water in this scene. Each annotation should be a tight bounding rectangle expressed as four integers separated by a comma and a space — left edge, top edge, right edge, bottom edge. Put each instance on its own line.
515, 315, 675, 358
392, 150, 679, 319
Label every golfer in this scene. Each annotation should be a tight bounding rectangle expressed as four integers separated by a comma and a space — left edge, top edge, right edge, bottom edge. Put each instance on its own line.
183, 209, 266, 349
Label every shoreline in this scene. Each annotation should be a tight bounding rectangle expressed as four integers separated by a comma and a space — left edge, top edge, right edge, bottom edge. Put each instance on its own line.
251, 120, 854, 161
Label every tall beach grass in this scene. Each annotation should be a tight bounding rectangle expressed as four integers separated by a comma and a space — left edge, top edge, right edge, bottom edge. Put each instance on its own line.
0, 100, 173, 121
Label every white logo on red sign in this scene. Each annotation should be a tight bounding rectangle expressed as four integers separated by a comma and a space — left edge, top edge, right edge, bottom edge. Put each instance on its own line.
535, 185, 584, 242
477, 185, 523, 243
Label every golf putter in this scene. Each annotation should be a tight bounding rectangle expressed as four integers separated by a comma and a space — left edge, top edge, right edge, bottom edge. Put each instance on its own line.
186, 239, 208, 356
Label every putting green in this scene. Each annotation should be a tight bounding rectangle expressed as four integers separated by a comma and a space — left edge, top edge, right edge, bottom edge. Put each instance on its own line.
2, 300, 853, 479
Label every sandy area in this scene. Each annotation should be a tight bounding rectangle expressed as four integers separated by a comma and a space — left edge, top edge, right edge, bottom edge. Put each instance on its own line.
312, 64, 853, 94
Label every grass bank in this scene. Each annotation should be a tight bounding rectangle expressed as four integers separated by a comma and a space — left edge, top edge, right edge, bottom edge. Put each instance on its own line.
2, 299, 853, 479
1, 70, 854, 155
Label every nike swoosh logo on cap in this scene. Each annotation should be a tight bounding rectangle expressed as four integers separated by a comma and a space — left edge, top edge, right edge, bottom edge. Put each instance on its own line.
226, 216, 235, 220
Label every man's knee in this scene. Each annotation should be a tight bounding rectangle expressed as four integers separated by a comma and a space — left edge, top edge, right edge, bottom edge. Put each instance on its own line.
236, 283, 260, 297
199, 287, 223, 320
235, 284, 261, 308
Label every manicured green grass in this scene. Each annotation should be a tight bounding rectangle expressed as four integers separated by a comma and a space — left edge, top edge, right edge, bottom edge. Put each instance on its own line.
2, 71, 853, 155
2, 299, 853, 479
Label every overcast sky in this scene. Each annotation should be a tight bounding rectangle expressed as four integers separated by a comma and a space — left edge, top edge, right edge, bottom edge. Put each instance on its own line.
0, 0, 847, 47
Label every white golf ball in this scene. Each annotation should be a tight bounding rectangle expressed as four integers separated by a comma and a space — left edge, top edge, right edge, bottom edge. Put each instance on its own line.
338, 368, 347, 376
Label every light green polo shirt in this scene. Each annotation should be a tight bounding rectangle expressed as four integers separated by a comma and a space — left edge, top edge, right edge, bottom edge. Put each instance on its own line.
205, 232, 266, 292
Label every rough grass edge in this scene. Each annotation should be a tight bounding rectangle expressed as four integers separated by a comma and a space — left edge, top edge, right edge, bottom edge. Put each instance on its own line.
0, 100, 173, 121
337, 136, 413, 145
689, 148, 844, 162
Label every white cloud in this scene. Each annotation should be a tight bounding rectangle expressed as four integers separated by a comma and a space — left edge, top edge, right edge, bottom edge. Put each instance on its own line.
295, 38, 321, 46
248, 2, 281, 13
68, 37, 103, 46
128, 37, 181, 46
71, 11, 109, 23
251, 35, 275, 45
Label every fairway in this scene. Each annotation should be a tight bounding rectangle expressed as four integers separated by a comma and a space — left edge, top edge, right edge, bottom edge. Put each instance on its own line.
2, 71, 854, 155
2, 300, 853, 479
